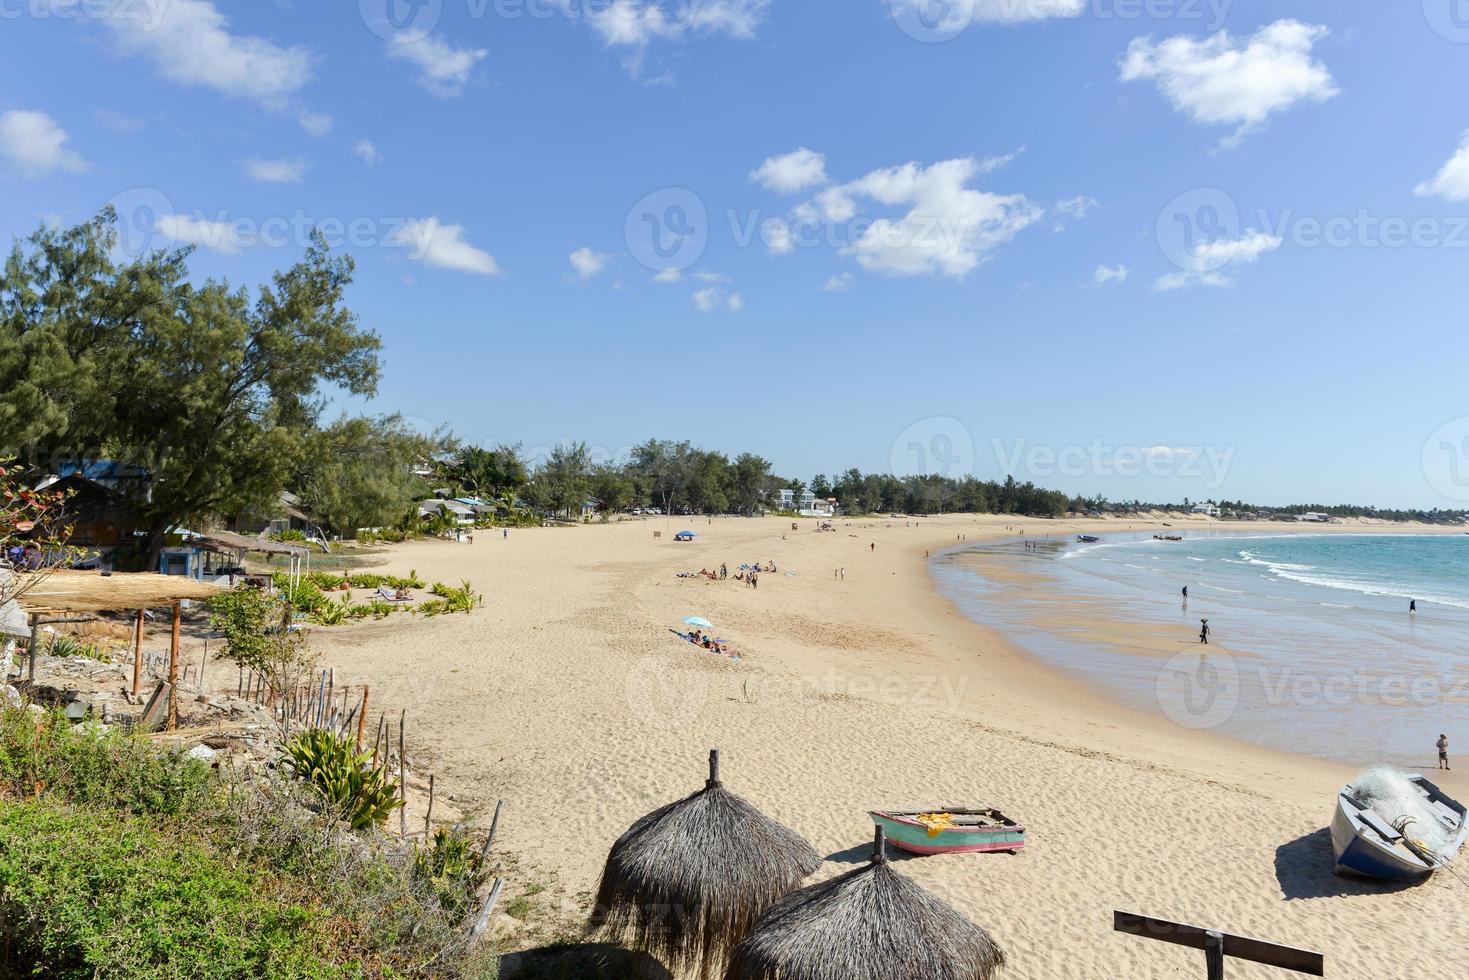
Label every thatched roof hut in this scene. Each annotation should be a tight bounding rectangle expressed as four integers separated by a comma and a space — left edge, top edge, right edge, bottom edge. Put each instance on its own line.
723, 828, 1005, 980
591, 750, 822, 979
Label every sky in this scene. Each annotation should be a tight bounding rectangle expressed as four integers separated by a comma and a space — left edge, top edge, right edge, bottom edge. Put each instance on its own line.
3, 0, 1469, 509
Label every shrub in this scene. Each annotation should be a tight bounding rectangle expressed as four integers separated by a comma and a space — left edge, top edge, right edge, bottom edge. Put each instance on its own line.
271, 528, 309, 543
426, 581, 481, 615
281, 730, 403, 831
0, 710, 218, 818
0, 801, 347, 979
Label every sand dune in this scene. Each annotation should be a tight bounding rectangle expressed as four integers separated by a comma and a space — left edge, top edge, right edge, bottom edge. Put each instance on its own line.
311, 515, 1469, 979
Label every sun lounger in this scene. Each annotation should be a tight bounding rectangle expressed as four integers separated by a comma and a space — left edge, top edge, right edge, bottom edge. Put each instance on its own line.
376, 586, 412, 602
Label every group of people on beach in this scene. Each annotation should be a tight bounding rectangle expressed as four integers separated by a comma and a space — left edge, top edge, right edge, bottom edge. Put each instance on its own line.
684, 629, 728, 656
680, 561, 774, 588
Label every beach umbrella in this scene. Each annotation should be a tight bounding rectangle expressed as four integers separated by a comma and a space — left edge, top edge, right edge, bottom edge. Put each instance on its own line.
684, 616, 714, 629
591, 749, 822, 979
723, 827, 1005, 980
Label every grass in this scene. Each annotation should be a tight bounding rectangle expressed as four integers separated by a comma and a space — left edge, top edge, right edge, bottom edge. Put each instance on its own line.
0, 706, 502, 978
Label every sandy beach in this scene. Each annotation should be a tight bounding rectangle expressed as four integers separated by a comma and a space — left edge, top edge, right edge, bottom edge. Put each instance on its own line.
310, 515, 1469, 979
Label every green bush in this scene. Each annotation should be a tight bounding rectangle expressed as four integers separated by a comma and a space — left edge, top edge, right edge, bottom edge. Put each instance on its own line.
281, 730, 403, 831
271, 529, 309, 544
0, 801, 347, 979
426, 581, 480, 615
0, 711, 218, 818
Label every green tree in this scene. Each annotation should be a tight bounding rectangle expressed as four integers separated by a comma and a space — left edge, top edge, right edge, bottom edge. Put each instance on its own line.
295, 415, 441, 536
0, 213, 381, 564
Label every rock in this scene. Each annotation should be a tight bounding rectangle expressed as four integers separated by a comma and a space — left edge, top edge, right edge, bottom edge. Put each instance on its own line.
0, 685, 20, 707
186, 745, 217, 761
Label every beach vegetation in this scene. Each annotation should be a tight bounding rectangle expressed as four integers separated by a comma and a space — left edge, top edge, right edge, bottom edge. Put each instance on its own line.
281, 729, 403, 831
0, 704, 502, 978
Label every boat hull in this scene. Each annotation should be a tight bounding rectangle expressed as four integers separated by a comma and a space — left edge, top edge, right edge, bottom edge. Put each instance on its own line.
1330, 774, 1467, 881
869, 811, 1026, 855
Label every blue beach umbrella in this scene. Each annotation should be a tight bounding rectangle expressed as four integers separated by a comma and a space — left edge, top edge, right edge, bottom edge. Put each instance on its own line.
684, 616, 713, 629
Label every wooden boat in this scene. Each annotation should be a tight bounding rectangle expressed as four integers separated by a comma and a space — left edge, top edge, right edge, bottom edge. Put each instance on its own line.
1331, 774, 1468, 880
1076, 534, 1100, 543
869, 809, 1026, 855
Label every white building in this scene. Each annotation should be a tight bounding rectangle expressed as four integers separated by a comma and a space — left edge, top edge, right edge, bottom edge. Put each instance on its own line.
1191, 503, 1220, 517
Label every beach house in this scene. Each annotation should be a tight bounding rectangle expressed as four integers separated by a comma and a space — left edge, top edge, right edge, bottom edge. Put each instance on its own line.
1191, 502, 1221, 517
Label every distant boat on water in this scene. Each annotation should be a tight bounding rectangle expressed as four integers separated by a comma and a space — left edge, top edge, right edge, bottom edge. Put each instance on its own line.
1076, 534, 1100, 543
869, 809, 1026, 855
1331, 771, 1467, 880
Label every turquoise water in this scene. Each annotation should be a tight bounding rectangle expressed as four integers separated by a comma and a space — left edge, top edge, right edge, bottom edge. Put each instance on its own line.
933, 532, 1469, 766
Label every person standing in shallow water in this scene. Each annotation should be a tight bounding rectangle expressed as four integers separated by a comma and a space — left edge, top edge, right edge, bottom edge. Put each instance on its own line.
1439, 734, 1451, 770
1410, 599, 1417, 615
1199, 618, 1210, 645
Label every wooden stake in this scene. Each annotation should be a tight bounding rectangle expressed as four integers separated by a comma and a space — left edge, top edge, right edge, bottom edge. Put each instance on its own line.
165, 602, 181, 731
398, 710, 407, 837
469, 878, 506, 944
425, 774, 435, 835
480, 800, 504, 863
131, 609, 145, 697
355, 687, 370, 754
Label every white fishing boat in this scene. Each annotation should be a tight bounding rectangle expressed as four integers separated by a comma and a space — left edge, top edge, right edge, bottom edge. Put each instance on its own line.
1331, 770, 1468, 880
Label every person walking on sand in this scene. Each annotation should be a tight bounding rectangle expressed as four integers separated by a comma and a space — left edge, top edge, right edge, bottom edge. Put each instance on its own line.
1439, 733, 1451, 770
1199, 618, 1210, 645
870, 542, 876, 552
503, 528, 508, 540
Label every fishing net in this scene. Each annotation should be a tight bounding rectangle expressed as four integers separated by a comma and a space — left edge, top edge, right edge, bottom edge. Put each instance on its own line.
1350, 767, 1458, 857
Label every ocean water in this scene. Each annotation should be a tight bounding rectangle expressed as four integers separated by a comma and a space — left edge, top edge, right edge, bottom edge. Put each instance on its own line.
932, 531, 1469, 766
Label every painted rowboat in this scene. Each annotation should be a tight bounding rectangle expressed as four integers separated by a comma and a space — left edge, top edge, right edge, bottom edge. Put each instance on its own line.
1076, 534, 1100, 543
869, 809, 1026, 856
1331, 774, 1467, 880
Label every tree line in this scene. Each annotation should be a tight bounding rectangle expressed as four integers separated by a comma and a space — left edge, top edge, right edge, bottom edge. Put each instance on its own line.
4, 213, 1458, 569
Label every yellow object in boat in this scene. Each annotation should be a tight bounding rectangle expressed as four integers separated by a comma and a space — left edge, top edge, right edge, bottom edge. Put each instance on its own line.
916, 812, 955, 837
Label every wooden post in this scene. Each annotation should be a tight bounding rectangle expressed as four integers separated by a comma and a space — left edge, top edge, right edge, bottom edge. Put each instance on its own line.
26, 613, 37, 685
469, 878, 506, 944
398, 710, 407, 837
1206, 931, 1225, 980
356, 687, 370, 754
165, 602, 181, 730
480, 800, 504, 863
131, 609, 145, 697
425, 774, 435, 835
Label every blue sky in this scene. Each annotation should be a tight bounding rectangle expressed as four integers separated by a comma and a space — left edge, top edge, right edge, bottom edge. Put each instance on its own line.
3, 1, 1469, 508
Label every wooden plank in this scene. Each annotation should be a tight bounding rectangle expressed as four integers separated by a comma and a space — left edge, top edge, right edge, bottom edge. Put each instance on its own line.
139, 681, 172, 732
1114, 911, 1325, 976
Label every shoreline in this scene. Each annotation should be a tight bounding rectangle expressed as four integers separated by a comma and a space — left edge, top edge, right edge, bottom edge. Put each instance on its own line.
308, 514, 1468, 978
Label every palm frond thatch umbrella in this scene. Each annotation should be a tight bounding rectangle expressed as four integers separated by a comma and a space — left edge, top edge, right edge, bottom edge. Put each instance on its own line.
591, 749, 822, 979
723, 827, 1006, 980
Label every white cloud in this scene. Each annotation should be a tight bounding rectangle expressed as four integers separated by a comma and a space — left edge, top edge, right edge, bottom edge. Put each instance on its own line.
569, 247, 611, 279
1120, 20, 1338, 146
823, 272, 855, 293
1093, 264, 1128, 285
1415, 132, 1469, 202
693, 286, 743, 312
764, 218, 794, 255
95, 108, 145, 133
585, 0, 772, 76
1154, 230, 1280, 290
392, 218, 501, 276
692, 270, 729, 283
298, 111, 333, 137
796, 157, 1042, 279
1056, 195, 1098, 220
157, 213, 242, 254
88, 0, 314, 108
243, 157, 307, 183
653, 267, 682, 282
886, 0, 1086, 27
354, 139, 382, 166
751, 148, 828, 194
388, 35, 488, 97
0, 110, 87, 178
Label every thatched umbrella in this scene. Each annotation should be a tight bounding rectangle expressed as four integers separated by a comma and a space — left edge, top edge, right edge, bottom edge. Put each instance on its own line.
723, 827, 1006, 980
591, 749, 822, 979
